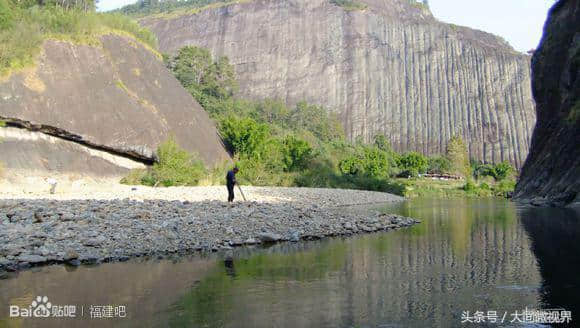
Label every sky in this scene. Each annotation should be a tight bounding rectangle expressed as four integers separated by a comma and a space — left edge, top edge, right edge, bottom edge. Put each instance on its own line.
97, 0, 555, 52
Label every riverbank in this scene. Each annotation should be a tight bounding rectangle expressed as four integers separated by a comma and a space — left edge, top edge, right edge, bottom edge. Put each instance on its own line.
0, 186, 418, 274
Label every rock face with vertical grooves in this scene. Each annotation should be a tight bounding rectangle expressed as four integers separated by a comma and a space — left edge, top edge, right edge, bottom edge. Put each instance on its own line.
0, 34, 230, 178
514, 0, 580, 206
141, 0, 536, 167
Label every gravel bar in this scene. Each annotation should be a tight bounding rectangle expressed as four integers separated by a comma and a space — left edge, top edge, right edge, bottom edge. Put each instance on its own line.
0, 186, 419, 273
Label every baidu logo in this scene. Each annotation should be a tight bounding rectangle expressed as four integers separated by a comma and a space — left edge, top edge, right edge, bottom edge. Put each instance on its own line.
10, 296, 76, 318
31, 296, 52, 317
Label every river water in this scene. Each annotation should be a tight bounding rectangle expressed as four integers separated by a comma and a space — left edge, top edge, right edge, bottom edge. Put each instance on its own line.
0, 198, 579, 327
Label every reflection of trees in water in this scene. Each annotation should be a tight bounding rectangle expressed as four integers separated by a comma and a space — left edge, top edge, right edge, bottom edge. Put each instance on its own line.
521, 206, 580, 326
172, 199, 541, 328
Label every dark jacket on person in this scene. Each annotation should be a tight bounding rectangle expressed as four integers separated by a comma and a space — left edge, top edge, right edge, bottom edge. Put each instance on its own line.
226, 170, 237, 186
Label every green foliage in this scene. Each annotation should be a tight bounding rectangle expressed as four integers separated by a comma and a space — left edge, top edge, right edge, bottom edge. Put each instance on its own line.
120, 168, 149, 185
0, 2, 158, 76
397, 152, 428, 177
427, 156, 452, 174
463, 181, 476, 192
122, 138, 206, 187
169, 46, 237, 99
492, 161, 514, 181
567, 100, 580, 124
159, 45, 516, 198
288, 102, 344, 142
410, 0, 429, 10
0, 0, 14, 30
330, 0, 367, 11
116, 0, 229, 17
153, 137, 207, 186
339, 156, 364, 175
339, 146, 396, 179
219, 116, 270, 157
446, 135, 471, 178
373, 135, 393, 152
281, 135, 312, 172
472, 160, 514, 181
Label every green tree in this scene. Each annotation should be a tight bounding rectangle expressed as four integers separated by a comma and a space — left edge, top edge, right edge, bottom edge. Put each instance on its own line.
288, 101, 343, 141
427, 156, 452, 174
171, 46, 213, 88
446, 135, 471, 178
339, 156, 364, 175
219, 116, 270, 157
281, 135, 312, 171
339, 146, 395, 178
373, 134, 393, 152
397, 152, 429, 177
254, 99, 289, 125
169, 46, 238, 100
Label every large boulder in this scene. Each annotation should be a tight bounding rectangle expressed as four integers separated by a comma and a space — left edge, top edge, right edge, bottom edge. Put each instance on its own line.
0, 34, 230, 179
514, 0, 580, 206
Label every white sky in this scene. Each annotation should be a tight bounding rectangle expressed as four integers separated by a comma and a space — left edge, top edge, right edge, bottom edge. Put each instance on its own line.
97, 0, 555, 52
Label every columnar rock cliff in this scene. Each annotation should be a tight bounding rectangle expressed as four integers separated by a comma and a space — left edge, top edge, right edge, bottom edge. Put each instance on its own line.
0, 34, 230, 180
141, 0, 536, 167
514, 0, 580, 206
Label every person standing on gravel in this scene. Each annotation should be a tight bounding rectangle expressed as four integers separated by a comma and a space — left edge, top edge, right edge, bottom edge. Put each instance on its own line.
226, 167, 239, 202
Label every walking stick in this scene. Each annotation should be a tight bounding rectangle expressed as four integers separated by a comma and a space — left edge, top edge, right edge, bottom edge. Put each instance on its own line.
236, 184, 247, 201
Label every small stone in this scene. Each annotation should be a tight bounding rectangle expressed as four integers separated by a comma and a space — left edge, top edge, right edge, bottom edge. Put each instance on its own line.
17, 254, 47, 264
64, 250, 79, 261
66, 259, 81, 267
83, 236, 106, 247
34, 211, 44, 223
257, 232, 282, 243
80, 254, 100, 264
244, 238, 259, 245
60, 214, 74, 222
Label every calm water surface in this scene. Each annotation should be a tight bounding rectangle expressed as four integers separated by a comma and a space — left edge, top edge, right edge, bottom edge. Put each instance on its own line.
0, 198, 579, 328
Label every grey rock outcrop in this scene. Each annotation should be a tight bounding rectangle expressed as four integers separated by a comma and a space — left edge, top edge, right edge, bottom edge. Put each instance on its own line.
514, 0, 580, 206
141, 0, 536, 167
0, 34, 230, 178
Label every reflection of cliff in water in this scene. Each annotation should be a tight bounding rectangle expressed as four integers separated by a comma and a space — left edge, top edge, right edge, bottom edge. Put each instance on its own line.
521, 206, 580, 323
173, 199, 541, 328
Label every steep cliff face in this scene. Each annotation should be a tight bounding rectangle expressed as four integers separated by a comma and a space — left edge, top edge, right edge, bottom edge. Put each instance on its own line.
141, 0, 536, 167
514, 0, 580, 206
0, 34, 230, 179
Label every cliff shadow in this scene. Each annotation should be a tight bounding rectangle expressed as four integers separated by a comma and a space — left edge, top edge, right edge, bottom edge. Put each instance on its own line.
520, 206, 580, 326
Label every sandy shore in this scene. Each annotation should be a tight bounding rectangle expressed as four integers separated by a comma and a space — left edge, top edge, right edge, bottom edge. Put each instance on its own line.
0, 185, 418, 273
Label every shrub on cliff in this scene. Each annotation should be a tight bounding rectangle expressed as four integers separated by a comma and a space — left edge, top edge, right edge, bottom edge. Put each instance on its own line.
169, 46, 238, 101
330, 0, 367, 11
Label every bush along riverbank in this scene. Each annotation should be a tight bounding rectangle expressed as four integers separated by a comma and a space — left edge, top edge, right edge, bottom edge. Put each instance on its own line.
0, 188, 418, 274
121, 45, 517, 199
